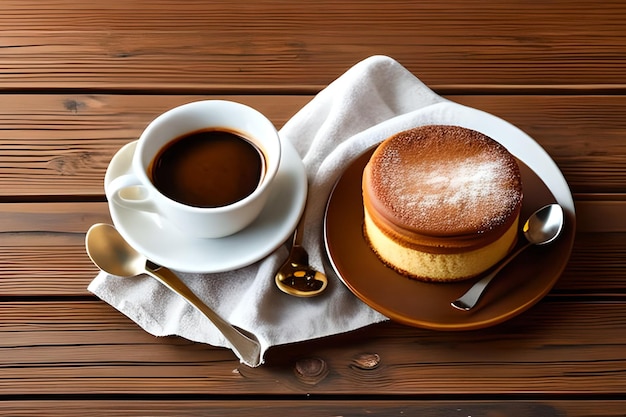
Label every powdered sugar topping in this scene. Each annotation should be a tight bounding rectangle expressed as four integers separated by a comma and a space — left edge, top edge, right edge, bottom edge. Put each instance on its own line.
367, 125, 522, 234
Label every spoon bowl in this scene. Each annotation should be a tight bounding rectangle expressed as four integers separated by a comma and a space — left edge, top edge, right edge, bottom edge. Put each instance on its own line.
86, 223, 147, 278
86, 223, 262, 366
451, 203, 564, 311
275, 220, 328, 297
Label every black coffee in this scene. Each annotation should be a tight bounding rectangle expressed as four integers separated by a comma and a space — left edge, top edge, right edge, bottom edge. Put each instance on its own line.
149, 129, 265, 208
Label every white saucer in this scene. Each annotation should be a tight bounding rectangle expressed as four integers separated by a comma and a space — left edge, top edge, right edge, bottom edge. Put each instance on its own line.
104, 139, 307, 273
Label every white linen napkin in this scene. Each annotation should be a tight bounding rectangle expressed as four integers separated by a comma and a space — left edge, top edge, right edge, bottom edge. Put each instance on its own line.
88, 55, 450, 366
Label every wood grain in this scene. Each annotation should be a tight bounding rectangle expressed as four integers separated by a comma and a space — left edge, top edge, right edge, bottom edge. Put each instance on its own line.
0, 200, 623, 297
1, 301, 626, 395
0, 94, 308, 198
1, 0, 625, 412
0, 94, 626, 198
1, 1, 625, 91
0, 396, 626, 417
0, 400, 625, 417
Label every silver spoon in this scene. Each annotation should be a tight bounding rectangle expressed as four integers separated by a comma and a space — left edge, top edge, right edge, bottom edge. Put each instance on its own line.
275, 218, 328, 297
85, 223, 262, 366
451, 203, 564, 311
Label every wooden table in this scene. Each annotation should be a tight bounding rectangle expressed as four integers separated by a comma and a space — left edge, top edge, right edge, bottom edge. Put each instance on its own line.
2, 1, 625, 415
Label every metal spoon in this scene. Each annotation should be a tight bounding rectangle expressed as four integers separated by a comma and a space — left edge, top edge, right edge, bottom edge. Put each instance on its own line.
451, 203, 564, 311
275, 218, 328, 297
85, 223, 262, 366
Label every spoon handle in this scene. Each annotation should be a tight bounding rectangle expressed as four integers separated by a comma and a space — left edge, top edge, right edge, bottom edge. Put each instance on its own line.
145, 265, 262, 366
451, 242, 531, 311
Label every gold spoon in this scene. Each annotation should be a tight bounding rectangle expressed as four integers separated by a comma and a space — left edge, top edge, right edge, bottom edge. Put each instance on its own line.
451, 203, 564, 311
85, 223, 262, 366
275, 218, 328, 297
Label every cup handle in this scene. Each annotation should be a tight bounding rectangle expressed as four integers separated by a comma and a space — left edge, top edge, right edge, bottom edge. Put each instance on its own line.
106, 174, 158, 213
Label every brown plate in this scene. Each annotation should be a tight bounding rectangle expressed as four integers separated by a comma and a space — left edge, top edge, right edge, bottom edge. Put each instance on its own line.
324, 147, 576, 330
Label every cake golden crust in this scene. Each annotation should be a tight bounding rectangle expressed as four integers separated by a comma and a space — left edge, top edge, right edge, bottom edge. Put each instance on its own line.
362, 125, 523, 281
363, 205, 520, 282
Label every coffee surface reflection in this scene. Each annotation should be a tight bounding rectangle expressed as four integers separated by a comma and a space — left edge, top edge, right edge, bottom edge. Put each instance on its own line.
149, 129, 265, 208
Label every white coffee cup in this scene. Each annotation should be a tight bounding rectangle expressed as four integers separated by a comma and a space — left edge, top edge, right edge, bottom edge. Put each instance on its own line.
106, 100, 281, 238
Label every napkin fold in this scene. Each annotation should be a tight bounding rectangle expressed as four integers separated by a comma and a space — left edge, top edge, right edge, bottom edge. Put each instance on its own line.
89, 55, 450, 366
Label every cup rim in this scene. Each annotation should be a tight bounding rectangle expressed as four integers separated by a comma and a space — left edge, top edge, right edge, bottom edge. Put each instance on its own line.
132, 99, 281, 213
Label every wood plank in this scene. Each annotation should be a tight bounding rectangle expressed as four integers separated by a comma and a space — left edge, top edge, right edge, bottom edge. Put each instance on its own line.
575, 200, 626, 233
1, 1, 625, 91
0, 200, 624, 297
0, 94, 308, 198
0, 400, 624, 417
0, 94, 626, 197
1, 300, 626, 395
1, 0, 623, 410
